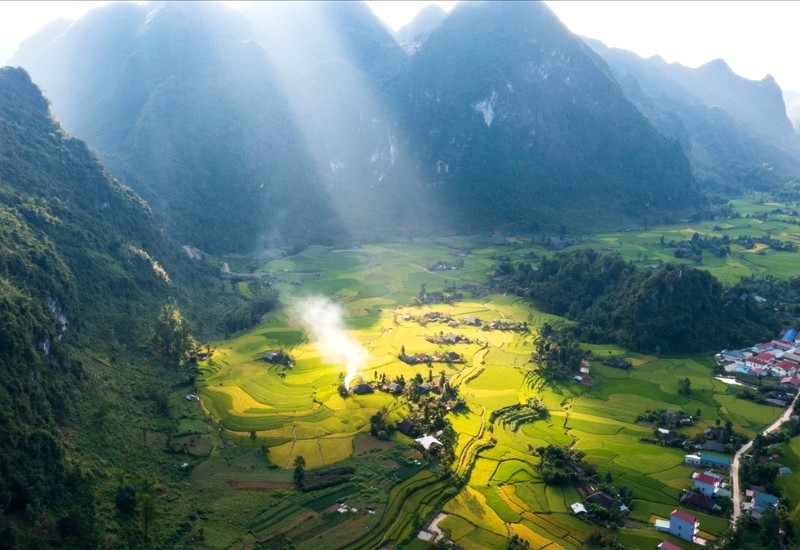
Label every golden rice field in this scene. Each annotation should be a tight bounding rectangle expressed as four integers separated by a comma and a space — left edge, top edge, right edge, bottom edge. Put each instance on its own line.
196, 236, 784, 549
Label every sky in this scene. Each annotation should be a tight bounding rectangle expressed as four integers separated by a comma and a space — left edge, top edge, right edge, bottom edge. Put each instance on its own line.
1, 1, 798, 92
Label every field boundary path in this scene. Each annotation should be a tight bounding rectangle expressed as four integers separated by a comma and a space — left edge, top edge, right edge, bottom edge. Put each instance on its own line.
454, 406, 486, 477
731, 391, 799, 523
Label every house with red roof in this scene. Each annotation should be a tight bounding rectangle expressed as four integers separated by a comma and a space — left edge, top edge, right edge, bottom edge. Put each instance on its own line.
781, 377, 800, 390
669, 509, 699, 542
771, 340, 794, 351
773, 361, 797, 377
746, 356, 771, 370
692, 472, 720, 496
751, 342, 775, 353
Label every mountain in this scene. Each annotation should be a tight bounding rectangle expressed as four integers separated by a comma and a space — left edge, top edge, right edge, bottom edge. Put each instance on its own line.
10, 1, 411, 250
393, 1, 702, 232
10, 1, 704, 250
785, 90, 800, 134
0, 66, 187, 545
586, 39, 800, 193
395, 4, 447, 47
242, 1, 406, 81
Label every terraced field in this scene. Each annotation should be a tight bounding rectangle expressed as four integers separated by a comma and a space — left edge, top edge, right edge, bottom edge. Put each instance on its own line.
196, 236, 785, 548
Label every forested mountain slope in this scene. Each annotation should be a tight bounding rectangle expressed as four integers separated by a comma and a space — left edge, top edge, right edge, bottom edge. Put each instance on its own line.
587, 39, 800, 193
394, 1, 702, 233
10, 1, 704, 251
0, 66, 207, 546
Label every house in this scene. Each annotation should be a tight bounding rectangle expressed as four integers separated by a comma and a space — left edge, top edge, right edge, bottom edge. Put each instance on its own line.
462, 316, 482, 326
781, 377, 800, 390
263, 351, 290, 365
773, 361, 797, 377
698, 451, 731, 470
680, 491, 714, 513
700, 442, 725, 453
746, 354, 773, 369
654, 519, 671, 532
669, 509, 699, 542
704, 427, 723, 440
684, 454, 702, 466
692, 472, 720, 496
658, 541, 684, 550
442, 333, 462, 344
351, 383, 374, 395
184, 393, 200, 402
781, 329, 798, 343
570, 502, 587, 514
782, 351, 800, 364
735, 364, 752, 374
572, 375, 584, 383
585, 491, 628, 514
721, 349, 746, 363
752, 492, 779, 514
415, 434, 443, 451
751, 342, 775, 353
397, 419, 417, 436
387, 382, 404, 394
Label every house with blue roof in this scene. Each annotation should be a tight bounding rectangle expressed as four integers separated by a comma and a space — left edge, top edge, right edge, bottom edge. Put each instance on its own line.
735, 364, 751, 374
752, 492, 779, 514
698, 451, 731, 470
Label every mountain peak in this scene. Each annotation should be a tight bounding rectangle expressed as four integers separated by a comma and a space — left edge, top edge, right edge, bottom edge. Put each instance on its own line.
699, 57, 732, 74
395, 4, 447, 45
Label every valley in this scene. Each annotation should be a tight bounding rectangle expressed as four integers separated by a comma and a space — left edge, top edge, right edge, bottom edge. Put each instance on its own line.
181, 204, 800, 548
3, 2, 800, 548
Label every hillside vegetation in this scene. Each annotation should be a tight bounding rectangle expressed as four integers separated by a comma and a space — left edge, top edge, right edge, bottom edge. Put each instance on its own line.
0, 67, 242, 546
496, 249, 777, 353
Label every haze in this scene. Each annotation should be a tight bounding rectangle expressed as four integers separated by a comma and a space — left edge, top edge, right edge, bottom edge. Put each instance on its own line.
1, 1, 799, 92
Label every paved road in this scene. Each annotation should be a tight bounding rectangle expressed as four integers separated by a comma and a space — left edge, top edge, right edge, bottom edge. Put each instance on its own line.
731, 391, 799, 523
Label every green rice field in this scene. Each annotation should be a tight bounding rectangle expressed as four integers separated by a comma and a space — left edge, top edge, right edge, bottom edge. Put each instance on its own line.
194, 208, 795, 548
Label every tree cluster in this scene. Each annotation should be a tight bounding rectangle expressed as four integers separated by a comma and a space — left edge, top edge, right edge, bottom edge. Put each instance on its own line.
495, 249, 779, 353
534, 445, 594, 485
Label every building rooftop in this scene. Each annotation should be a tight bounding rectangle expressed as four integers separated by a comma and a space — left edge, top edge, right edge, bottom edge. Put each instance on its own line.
670, 509, 697, 524
693, 472, 719, 485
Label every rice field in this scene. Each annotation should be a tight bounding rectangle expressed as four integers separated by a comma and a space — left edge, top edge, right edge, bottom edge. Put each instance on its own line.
195, 233, 788, 548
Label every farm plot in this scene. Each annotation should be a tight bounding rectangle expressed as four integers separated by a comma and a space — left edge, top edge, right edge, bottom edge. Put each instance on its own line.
197, 237, 787, 548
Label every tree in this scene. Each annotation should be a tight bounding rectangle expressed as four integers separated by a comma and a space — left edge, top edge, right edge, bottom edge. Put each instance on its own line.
760, 506, 781, 547
115, 485, 137, 515
507, 534, 530, 549
293, 456, 306, 489
151, 304, 192, 366
678, 377, 691, 395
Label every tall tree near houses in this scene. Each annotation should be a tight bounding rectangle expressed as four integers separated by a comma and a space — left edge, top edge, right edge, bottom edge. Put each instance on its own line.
151, 304, 192, 366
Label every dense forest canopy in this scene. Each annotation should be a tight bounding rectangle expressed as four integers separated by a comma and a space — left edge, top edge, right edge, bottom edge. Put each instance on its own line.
496, 248, 780, 353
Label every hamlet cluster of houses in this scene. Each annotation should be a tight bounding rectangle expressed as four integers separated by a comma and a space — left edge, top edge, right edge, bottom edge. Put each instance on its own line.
716, 329, 800, 389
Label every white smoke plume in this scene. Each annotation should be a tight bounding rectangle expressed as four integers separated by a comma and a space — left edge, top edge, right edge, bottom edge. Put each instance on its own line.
291, 297, 368, 389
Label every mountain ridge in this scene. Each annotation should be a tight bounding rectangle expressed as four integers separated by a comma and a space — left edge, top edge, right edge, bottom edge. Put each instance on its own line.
585, 37, 800, 193
10, 0, 705, 251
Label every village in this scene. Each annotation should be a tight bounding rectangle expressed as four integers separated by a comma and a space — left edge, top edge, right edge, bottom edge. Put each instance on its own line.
255, 300, 799, 549
716, 328, 800, 393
